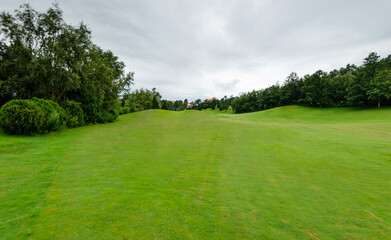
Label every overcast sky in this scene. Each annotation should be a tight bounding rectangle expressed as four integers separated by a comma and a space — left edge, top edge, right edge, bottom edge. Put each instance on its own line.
2, 0, 391, 100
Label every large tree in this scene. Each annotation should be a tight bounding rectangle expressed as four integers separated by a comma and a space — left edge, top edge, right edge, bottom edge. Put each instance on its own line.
347, 52, 380, 107
367, 70, 391, 108
0, 3, 133, 122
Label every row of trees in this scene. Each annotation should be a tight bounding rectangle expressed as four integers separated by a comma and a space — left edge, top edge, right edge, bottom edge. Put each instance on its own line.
122, 92, 234, 112
232, 52, 391, 113
0, 3, 134, 124
122, 52, 390, 115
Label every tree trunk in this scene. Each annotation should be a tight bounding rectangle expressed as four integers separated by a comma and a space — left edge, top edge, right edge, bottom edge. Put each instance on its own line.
57, 87, 67, 102
378, 101, 380, 109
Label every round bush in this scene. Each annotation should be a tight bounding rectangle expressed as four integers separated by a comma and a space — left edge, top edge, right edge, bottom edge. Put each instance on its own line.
31, 97, 68, 131
31, 97, 63, 132
46, 99, 67, 129
61, 100, 85, 128
0, 98, 67, 135
0, 99, 47, 135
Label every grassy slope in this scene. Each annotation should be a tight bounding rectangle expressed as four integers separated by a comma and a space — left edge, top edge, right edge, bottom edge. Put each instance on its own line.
0, 106, 390, 239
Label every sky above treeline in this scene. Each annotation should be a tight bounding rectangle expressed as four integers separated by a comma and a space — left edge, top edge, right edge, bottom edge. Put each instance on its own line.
2, 0, 391, 101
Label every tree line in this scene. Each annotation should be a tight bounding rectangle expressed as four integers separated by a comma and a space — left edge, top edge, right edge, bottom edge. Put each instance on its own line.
231, 52, 391, 113
123, 52, 391, 115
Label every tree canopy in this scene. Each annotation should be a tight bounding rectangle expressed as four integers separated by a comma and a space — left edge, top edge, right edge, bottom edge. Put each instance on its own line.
0, 3, 134, 123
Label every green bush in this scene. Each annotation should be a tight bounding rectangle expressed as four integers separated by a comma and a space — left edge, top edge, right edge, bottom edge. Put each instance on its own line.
119, 107, 131, 115
128, 103, 143, 112
82, 103, 100, 124
0, 98, 66, 135
61, 100, 85, 128
97, 109, 118, 123
30, 97, 63, 132
31, 98, 67, 131
111, 109, 119, 120
47, 100, 67, 128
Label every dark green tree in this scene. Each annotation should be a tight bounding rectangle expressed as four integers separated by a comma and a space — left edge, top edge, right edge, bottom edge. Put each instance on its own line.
161, 100, 169, 110
347, 52, 380, 107
367, 70, 391, 108
280, 72, 303, 105
151, 95, 160, 109
300, 70, 331, 107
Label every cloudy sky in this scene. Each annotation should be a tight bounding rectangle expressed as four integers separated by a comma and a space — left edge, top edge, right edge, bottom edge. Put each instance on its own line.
2, 0, 391, 100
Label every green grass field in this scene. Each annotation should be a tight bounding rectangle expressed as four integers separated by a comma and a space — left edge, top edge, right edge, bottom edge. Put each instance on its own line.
1, 106, 390, 239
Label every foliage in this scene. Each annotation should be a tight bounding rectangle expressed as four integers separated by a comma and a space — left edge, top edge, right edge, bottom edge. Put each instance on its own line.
367, 70, 391, 108
46, 99, 67, 128
0, 3, 134, 123
30, 97, 65, 131
119, 106, 131, 115
97, 109, 118, 123
161, 100, 169, 110
151, 95, 160, 109
0, 98, 65, 135
122, 88, 161, 112
172, 100, 185, 111
61, 100, 84, 128
231, 52, 391, 113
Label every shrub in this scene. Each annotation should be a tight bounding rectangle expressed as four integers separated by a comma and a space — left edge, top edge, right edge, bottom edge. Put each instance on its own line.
29, 97, 63, 132
111, 109, 119, 120
31, 98, 67, 131
96, 109, 118, 123
0, 98, 66, 135
61, 100, 85, 128
128, 103, 143, 112
82, 103, 100, 124
119, 106, 131, 115
47, 100, 67, 128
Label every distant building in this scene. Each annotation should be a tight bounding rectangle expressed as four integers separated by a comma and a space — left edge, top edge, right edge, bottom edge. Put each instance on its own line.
203, 97, 217, 102
187, 102, 198, 109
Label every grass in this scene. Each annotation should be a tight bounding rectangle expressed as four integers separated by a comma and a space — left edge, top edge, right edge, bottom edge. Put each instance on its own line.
1, 105, 390, 239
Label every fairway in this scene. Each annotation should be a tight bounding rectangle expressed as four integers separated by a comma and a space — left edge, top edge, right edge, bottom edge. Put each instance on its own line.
1, 106, 391, 239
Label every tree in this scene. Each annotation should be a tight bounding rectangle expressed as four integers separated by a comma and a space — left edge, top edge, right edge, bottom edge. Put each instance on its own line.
367, 70, 391, 108
173, 100, 184, 111
300, 70, 330, 107
151, 87, 162, 99
125, 88, 156, 111
362, 52, 381, 79
161, 100, 169, 110
347, 52, 381, 107
328, 73, 352, 106
280, 72, 303, 105
0, 3, 134, 123
151, 95, 160, 109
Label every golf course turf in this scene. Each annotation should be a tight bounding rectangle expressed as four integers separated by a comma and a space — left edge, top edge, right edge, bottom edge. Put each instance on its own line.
1, 105, 390, 239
